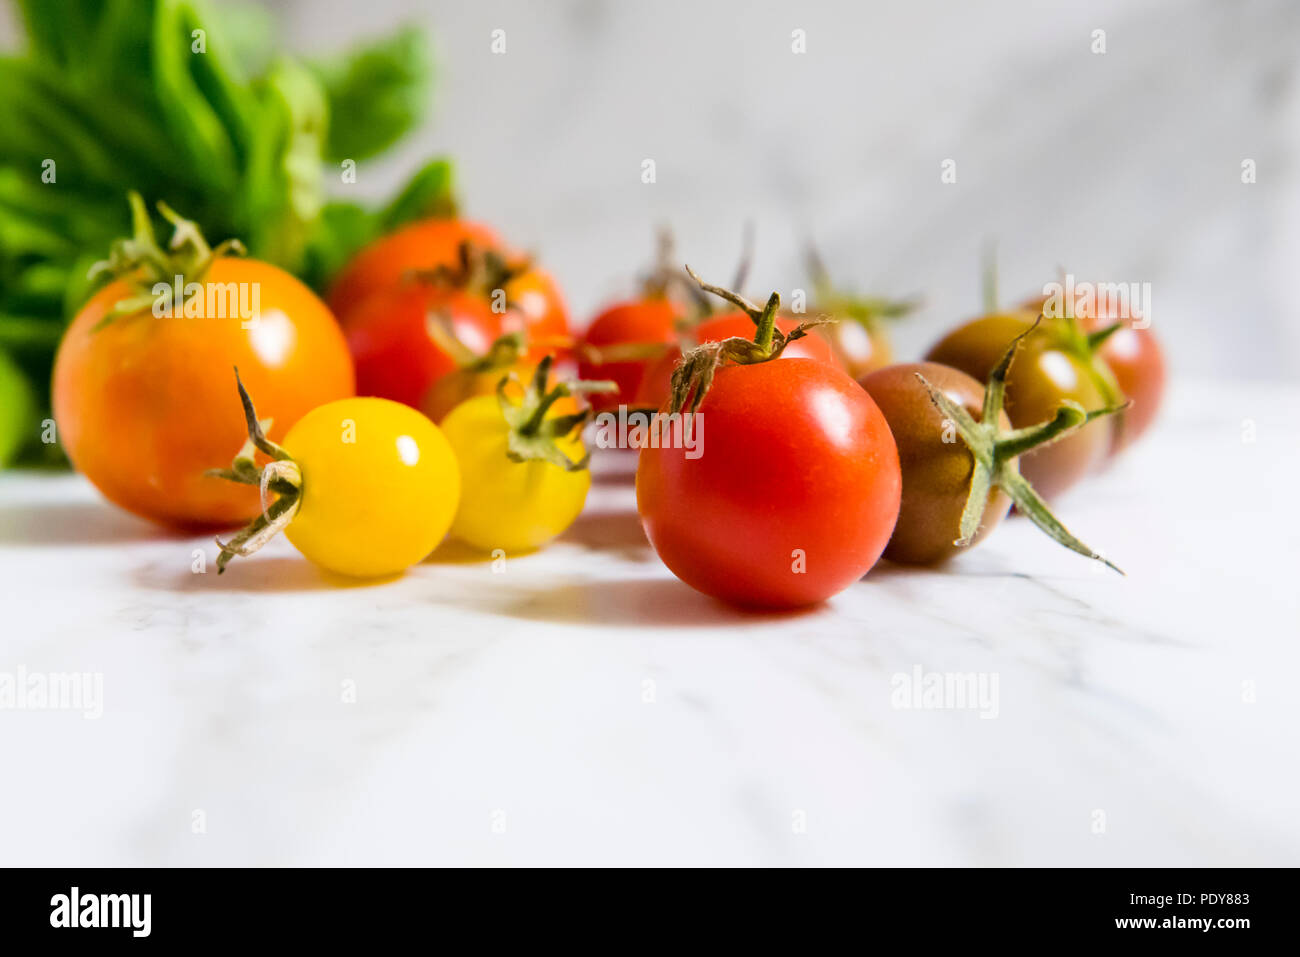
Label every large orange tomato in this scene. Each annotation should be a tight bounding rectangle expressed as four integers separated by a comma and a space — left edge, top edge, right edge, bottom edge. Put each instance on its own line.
53, 258, 355, 529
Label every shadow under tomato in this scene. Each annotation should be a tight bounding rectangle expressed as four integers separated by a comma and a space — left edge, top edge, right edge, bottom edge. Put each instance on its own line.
497, 576, 822, 628
557, 510, 649, 554
133, 555, 402, 594
0, 500, 173, 547
423, 538, 516, 565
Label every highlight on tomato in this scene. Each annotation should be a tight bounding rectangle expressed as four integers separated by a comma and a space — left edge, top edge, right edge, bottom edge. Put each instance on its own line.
211, 372, 460, 578
859, 323, 1123, 570
438, 357, 615, 555
51, 193, 354, 529
636, 268, 902, 609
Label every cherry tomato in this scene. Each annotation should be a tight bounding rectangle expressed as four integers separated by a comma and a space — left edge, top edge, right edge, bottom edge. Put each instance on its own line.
215, 392, 460, 578
860, 362, 1011, 564
53, 257, 354, 528
578, 299, 682, 412
635, 311, 838, 409
285, 399, 458, 576
439, 369, 593, 554
637, 358, 900, 608
1023, 289, 1166, 455
925, 313, 1111, 500
344, 283, 499, 409
328, 218, 502, 325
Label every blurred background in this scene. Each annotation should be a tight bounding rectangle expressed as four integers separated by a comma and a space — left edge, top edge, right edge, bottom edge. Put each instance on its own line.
2, 0, 1297, 388
269, 0, 1300, 378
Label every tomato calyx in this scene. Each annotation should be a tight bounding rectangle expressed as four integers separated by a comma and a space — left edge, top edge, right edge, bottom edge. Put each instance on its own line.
498, 356, 616, 471
806, 244, 919, 337
88, 192, 246, 330
206, 370, 303, 573
668, 266, 829, 414
915, 322, 1128, 573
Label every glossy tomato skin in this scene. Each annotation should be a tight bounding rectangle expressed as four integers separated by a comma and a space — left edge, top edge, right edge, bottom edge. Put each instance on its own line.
52, 258, 354, 528
328, 218, 502, 325
860, 362, 1012, 564
637, 359, 901, 608
440, 394, 589, 553
345, 284, 499, 409
578, 299, 681, 412
282, 397, 460, 577
925, 313, 1110, 500
502, 268, 572, 361
634, 311, 838, 409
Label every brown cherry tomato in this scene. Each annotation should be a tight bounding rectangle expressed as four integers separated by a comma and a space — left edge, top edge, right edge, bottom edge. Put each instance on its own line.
925, 313, 1111, 500
859, 362, 1011, 564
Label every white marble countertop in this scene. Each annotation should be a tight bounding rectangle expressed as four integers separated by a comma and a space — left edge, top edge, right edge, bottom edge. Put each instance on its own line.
1, 378, 1296, 866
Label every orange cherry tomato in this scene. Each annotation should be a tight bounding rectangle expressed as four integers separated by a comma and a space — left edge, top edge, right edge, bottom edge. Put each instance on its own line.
53, 258, 355, 528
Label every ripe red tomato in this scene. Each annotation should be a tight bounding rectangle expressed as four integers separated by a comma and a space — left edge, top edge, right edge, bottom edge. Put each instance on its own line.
635, 311, 838, 409
578, 299, 682, 412
53, 258, 354, 528
328, 218, 502, 324
345, 282, 499, 408
637, 358, 900, 608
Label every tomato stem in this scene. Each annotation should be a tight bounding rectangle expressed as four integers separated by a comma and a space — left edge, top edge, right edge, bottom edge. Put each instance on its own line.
498, 356, 616, 471
88, 192, 245, 330
913, 326, 1126, 573
208, 369, 303, 573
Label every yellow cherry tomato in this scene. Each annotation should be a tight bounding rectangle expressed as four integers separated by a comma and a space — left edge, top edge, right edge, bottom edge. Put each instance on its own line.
439, 393, 589, 554
278, 397, 460, 577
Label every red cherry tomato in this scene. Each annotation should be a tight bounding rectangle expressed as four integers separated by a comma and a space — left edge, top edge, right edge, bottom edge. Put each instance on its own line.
345, 283, 499, 408
578, 299, 682, 412
636, 358, 901, 608
635, 311, 838, 409
328, 218, 502, 325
